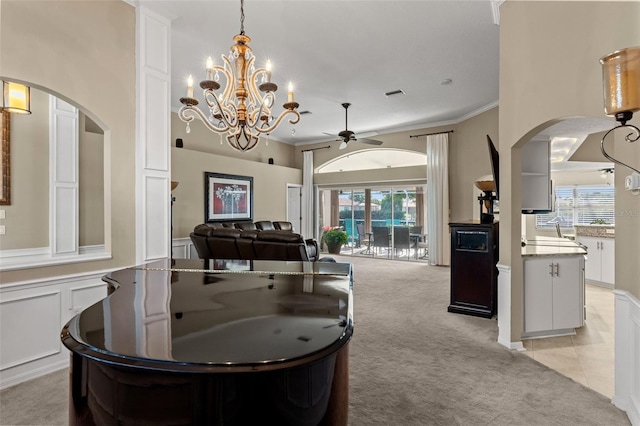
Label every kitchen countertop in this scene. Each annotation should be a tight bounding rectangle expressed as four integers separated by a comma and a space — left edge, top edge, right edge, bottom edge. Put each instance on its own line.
522, 236, 587, 257
574, 224, 615, 238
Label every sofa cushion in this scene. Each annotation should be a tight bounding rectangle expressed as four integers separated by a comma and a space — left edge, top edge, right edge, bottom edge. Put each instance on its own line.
257, 231, 304, 243
273, 221, 294, 231
235, 221, 257, 230
237, 230, 259, 259
194, 224, 216, 236
255, 221, 275, 231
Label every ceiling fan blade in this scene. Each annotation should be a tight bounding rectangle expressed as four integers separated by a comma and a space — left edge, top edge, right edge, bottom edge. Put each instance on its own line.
357, 138, 383, 146
355, 131, 379, 139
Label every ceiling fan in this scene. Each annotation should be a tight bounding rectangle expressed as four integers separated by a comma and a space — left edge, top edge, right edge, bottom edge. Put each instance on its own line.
330, 103, 383, 150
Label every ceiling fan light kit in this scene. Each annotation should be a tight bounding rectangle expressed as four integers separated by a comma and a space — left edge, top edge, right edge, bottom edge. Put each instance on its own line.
336, 103, 383, 150
178, 0, 300, 152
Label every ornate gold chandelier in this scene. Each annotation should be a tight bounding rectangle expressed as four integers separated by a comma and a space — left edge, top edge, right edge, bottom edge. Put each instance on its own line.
178, 0, 300, 152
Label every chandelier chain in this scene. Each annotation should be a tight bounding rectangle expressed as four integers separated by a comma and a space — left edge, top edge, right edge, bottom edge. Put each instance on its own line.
239, 0, 245, 35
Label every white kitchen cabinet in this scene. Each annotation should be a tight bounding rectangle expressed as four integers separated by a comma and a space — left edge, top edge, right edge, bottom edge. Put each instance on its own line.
577, 236, 615, 285
523, 255, 585, 337
521, 136, 552, 214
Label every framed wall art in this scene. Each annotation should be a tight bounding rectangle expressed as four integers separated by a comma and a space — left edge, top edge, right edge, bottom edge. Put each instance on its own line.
1, 110, 10, 205
204, 172, 253, 223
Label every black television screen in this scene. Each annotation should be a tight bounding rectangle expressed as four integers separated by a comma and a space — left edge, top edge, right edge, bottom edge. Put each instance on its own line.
486, 135, 499, 200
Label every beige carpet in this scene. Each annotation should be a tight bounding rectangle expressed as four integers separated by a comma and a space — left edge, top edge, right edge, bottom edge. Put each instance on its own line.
0, 255, 630, 425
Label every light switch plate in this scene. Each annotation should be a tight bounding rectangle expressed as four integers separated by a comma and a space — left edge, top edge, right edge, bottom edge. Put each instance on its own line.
0, 225, 5, 235
0, 210, 5, 219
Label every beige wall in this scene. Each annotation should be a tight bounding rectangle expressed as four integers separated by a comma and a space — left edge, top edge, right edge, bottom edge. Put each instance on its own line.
78, 113, 105, 246
0, 91, 105, 250
171, 147, 302, 238
0, 0, 136, 283
0, 89, 49, 249
171, 113, 296, 168
450, 107, 499, 222
500, 1, 640, 341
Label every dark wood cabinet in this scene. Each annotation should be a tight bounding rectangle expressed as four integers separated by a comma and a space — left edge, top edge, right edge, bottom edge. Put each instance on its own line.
448, 221, 499, 318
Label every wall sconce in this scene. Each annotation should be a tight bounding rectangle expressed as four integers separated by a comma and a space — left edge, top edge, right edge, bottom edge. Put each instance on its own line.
599, 47, 639, 176
1, 81, 31, 114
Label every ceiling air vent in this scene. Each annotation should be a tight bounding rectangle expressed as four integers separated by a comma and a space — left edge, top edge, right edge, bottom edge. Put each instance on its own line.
384, 89, 405, 97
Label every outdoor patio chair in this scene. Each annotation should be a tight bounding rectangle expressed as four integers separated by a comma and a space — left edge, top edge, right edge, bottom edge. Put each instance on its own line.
392, 226, 412, 258
372, 226, 390, 257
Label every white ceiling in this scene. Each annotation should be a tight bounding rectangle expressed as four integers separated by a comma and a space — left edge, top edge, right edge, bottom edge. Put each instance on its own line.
143, 0, 501, 146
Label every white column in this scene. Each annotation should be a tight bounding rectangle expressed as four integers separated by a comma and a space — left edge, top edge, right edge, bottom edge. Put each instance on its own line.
135, 6, 171, 264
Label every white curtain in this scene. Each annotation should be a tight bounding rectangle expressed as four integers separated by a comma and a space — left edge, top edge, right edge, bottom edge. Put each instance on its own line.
302, 151, 314, 239
426, 133, 450, 266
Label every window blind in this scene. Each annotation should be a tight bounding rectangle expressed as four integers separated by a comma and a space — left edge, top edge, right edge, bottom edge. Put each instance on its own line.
536, 185, 614, 229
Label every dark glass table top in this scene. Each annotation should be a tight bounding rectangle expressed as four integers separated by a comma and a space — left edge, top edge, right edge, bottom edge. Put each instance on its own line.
62, 259, 353, 372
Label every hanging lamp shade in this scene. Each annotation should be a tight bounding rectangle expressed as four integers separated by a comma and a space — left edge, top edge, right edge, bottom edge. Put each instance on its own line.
600, 46, 640, 117
2, 81, 31, 114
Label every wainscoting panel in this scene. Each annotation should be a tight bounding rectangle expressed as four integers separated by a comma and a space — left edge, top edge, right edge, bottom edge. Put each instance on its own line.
144, 176, 170, 261
172, 237, 195, 259
613, 290, 640, 426
0, 272, 107, 390
0, 290, 61, 371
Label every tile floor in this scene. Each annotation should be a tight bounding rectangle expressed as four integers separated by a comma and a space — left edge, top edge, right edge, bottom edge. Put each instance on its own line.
522, 284, 615, 399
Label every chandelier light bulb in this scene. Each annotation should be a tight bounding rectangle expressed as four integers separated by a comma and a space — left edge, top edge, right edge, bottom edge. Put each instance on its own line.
265, 60, 272, 83
206, 56, 214, 80
288, 82, 294, 103
187, 75, 194, 98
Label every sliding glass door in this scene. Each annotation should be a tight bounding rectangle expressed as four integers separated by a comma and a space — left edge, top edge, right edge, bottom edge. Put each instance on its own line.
319, 185, 426, 259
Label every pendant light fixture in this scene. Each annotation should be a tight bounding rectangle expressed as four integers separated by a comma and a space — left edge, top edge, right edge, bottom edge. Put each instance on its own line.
178, 0, 300, 152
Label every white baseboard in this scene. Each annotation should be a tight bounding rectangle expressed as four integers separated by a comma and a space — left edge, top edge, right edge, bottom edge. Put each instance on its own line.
0, 358, 69, 390
613, 290, 640, 426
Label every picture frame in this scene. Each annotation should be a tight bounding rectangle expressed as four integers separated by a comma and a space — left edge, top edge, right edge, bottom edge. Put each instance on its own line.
1, 110, 10, 205
204, 172, 253, 223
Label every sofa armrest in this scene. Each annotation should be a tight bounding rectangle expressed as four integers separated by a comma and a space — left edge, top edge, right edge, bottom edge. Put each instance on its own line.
305, 239, 319, 261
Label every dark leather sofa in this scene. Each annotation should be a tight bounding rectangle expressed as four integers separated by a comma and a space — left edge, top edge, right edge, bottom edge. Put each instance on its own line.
190, 223, 322, 261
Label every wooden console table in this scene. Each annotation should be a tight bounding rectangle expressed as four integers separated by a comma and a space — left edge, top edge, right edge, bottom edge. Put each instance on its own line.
61, 258, 353, 426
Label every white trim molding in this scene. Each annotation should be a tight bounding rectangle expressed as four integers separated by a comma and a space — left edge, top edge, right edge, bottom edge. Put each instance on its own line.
613, 289, 640, 425
497, 263, 525, 351
0, 245, 110, 272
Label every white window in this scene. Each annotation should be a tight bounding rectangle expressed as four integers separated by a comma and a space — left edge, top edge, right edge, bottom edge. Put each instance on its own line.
536, 185, 614, 230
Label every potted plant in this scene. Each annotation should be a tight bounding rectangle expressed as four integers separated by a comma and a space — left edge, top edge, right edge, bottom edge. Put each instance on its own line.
322, 228, 348, 254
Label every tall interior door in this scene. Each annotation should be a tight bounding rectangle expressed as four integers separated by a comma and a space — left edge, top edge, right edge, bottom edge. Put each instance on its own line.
287, 185, 302, 235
